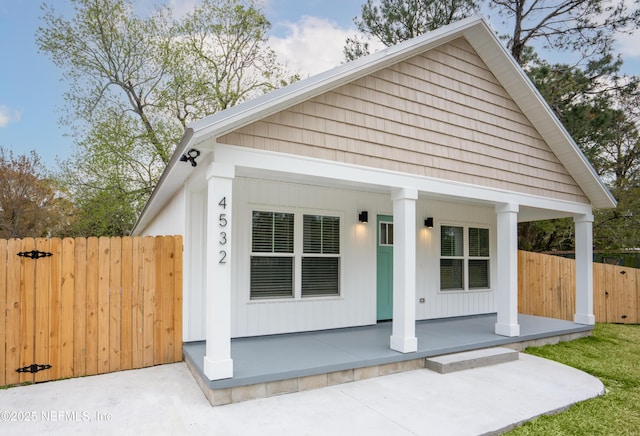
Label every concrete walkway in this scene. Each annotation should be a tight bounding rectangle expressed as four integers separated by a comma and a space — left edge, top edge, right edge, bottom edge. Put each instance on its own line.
0, 354, 603, 436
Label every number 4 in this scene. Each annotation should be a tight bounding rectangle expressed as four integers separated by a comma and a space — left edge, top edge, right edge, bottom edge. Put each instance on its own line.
218, 197, 227, 209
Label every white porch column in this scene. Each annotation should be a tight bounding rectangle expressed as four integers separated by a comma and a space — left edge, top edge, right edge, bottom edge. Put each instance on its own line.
203, 162, 235, 380
574, 213, 595, 325
390, 188, 418, 353
495, 203, 520, 337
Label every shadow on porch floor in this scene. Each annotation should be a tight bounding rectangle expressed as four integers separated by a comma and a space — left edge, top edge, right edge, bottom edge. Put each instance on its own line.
183, 314, 592, 405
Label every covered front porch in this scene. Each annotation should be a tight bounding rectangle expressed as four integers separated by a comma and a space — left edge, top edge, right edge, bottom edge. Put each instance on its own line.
198, 148, 597, 382
184, 313, 592, 405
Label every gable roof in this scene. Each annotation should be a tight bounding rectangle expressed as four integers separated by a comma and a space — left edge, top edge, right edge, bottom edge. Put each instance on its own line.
133, 15, 615, 233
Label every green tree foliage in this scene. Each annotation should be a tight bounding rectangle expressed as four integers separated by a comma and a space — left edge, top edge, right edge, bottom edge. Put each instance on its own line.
37, 0, 296, 236
488, 0, 640, 65
522, 55, 640, 251
591, 92, 640, 250
0, 147, 73, 238
527, 55, 637, 177
344, 0, 477, 61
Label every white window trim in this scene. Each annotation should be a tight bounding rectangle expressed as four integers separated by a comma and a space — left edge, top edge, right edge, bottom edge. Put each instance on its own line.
379, 220, 394, 246
248, 206, 343, 302
437, 221, 494, 294
249, 209, 296, 300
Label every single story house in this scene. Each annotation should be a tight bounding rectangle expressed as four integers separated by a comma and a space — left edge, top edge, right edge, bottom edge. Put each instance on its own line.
133, 15, 616, 382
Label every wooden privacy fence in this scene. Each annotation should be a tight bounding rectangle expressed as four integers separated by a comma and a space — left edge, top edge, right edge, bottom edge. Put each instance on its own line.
519, 250, 639, 324
0, 236, 182, 387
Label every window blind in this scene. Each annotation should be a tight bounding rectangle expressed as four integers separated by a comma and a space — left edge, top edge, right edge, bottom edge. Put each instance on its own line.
469, 259, 489, 289
440, 259, 464, 290
302, 215, 340, 297
302, 257, 339, 296
441, 225, 463, 257
251, 211, 294, 253
250, 257, 294, 298
303, 215, 339, 254
250, 211, 294, 299
469, 228, 489, 257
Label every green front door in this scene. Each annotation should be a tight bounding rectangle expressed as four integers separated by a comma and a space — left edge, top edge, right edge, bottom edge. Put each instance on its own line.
376, 215, 393, 321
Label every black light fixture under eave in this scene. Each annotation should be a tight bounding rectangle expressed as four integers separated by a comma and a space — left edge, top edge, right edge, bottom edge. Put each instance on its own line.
358, 211, 369, 223
424, 217, 434, 228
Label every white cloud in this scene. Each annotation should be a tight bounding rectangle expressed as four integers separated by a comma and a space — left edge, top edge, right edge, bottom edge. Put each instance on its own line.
603, 0, 640, 66
268, 16, 355, 77
166, 0, 199, 18
135, 0, 197, 19
616, 31, 640, 58
0, 105, 22, 128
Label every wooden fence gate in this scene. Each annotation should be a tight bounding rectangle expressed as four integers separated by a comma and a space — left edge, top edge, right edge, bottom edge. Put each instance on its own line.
0, 236, 182, 387
519, 250, 639, 324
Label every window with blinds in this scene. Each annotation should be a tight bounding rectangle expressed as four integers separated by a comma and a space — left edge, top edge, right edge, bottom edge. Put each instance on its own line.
468, 227, 489, 289
440, 225, 490, 291
250, 211, 294, 299
440, 225, 464, 290
302, 215, 340, 297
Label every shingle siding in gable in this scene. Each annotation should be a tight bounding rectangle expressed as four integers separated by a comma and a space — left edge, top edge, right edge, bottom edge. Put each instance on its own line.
217, 38, 589, 204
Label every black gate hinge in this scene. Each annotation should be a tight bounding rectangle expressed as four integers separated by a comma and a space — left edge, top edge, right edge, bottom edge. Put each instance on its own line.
16, 363, 52, 374
17, 250, 53, 259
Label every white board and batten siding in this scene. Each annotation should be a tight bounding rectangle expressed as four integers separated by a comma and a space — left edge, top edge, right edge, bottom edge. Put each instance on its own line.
139, 188, 187, 236
231, 178, 496, 338
232, 178, 379, 337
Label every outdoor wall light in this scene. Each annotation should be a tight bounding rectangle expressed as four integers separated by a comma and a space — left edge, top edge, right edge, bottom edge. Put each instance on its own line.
358, 211, 369, 223
424, 217, 434, 228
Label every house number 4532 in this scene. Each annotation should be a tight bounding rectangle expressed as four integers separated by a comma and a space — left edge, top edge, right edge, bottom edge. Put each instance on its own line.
218, 197, 228, 264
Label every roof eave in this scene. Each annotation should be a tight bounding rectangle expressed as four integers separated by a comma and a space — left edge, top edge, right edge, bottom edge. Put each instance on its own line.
134, 14, 616, 235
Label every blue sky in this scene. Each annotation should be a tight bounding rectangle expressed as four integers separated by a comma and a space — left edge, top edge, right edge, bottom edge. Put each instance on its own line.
1, 0, 639, 170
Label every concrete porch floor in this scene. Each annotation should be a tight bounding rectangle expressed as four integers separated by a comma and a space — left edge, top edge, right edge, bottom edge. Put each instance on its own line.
184, 314, 592, 405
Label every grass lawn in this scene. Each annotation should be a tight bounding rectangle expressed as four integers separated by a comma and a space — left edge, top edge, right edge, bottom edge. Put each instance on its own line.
506, 323, 640, 435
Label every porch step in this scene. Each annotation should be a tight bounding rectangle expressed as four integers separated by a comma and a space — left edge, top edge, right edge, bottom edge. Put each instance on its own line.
425, 347, 519, 374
